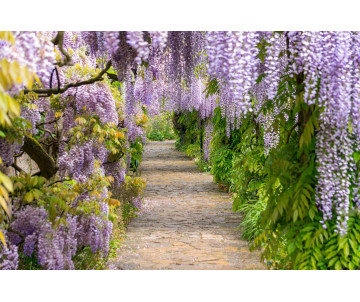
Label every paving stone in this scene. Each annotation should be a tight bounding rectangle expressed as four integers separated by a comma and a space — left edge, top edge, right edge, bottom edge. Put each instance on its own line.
111, 140, 266, 270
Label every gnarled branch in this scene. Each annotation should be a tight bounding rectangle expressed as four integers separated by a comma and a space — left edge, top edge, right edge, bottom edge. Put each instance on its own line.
52, 31, 73, 67
11, 163, 24, 174
46, 178, 70, 187
13, 151, 24, 158
36, 117, 60, 127
286, 122, 300, 144
24, 60, 113, 96
106, 72, 119, 83
36, 126, 56, 138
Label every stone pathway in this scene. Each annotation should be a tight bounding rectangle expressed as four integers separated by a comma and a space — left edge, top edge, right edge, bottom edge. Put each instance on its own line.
112, 140, 265, 270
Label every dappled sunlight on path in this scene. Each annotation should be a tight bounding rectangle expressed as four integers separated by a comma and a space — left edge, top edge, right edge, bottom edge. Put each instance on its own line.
112, 140, 265, 270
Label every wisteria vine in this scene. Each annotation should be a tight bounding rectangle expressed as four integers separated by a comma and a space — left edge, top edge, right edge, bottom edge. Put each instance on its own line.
2, 30, 360, 270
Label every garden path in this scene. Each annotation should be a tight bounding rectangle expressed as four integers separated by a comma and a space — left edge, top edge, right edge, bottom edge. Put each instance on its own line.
112, 140, 265, 269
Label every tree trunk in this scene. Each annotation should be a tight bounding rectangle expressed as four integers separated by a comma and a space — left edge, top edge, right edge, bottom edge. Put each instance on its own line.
22, 135, 58, 179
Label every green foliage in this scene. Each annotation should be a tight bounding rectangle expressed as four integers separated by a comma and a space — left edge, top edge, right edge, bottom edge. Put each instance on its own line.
175, 110, 202, 146
251, 140, 319, 269
0, 32, 40, 246
238, 191, 267, 241
129, 138, 144, 173
13, 167, 145, 270
146, 111, 177, 141
147, 130, 165, 141
113, 175, 146, 225
67, 115, 126, 158
18, 253, 42, 270
10, 163, 115, 224
211, 146, 233, 187
278, 211, 360, 270
0, 33, 150, 270
176, 67, 360, 269
73, 237, 124, 270
185, 143, 201, 158
204, 78, 219, 98
122, 202, 138, 225
73, 246, 108, 270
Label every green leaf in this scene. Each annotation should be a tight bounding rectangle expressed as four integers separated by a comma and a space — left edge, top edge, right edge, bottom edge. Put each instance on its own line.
328, 256, 338, 267
326, 250, 338, 260
0, 173, 13, 192
338, 237, 347, 251
293, 209, 299, 222
310, 256, 317, 269
352, 229, 360, 242
349, 238, 357, 253
352, 151, 360, 163
349, 262, 355, 270
49, 202, 56, 221
0, 196, 9, 216
344, 242, 350, 258
335, 260, 342, 270
309, 208, 315, 220
30, 177, 38, 187
32, 189, 42, 199
24, 192, 34, 203
288, 242, 296, 254
0, 230, 6, 248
